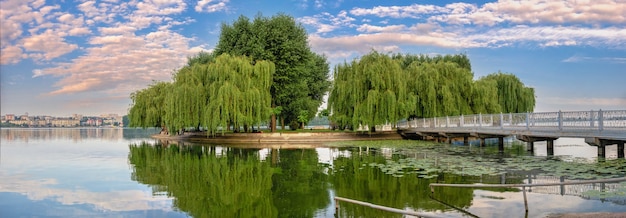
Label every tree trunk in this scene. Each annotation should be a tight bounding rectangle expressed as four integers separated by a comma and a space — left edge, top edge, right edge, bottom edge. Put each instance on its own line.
281, 118, 285, 130
271, 113, 276, 132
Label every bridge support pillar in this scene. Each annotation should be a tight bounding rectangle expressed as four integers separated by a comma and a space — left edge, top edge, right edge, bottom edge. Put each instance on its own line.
498, 137, 504, 152
547, 140, 554, 156
517, 135, 558, 155
598, 145, 606, 159
480, 138, 486, 147
618, 142, 624, 159
463, 136, 469, 145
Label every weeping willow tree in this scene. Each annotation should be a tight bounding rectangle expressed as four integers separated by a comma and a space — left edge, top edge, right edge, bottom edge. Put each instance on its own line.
406, 61, 475, 118
330, 51, 535, 125
480, 72, 536, 113
471, 78, 501, 114
329, 51, 416, 131
165, 64, 208, 133
203, 54, 274, 134
128, 81, 171, 133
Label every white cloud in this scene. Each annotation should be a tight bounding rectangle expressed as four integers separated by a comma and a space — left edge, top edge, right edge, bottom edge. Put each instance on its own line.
0, 0, 206, 97
135, 0, 186, 15
308, 32, 472, 61
309, 24, 626, 63
297, 10, 356, 34
0, 45, 24, 64
356, 24, 406, 33
22, 29, 78, 61
350, 1, 626, 26
466, 26, 626, 48
39, 28, 201, 95
195, 0, 229, 13
563, 55, 626, 64
350, 4, 444, 18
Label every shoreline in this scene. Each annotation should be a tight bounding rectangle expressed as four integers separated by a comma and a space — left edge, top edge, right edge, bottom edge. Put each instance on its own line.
151, 131, 404, 144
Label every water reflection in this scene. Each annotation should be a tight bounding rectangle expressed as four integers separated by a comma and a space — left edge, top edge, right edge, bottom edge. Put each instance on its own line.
0, 128, 182, 217
127, 140, 626, 218
128, 143, 332, 218
2, 129, 625, 217
0, 128, 159, 142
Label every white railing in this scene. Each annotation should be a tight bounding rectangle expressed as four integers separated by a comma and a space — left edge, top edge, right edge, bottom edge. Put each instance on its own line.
399, 110, 626, 132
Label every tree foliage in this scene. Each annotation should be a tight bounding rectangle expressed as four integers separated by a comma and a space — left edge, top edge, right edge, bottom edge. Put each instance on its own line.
479, 72, 535, 113
203, 54, 274, 134
129, 54, 274, 135
128, 81, 171, 132
329, 51, 416, 131
214, 14, 330, 131
329, 51, 535, 130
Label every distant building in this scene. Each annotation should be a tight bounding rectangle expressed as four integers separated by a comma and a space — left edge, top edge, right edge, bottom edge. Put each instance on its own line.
73, 114, 83, 121
5, 114, 15, 121
50, 118, 79, 127
19, 114, 29, 121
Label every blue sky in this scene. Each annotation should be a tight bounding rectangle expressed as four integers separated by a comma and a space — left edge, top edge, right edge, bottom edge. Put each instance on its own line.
1, 0, 625, 117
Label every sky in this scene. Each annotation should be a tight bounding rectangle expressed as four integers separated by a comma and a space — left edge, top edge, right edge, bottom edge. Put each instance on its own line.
1, 0, 625, 117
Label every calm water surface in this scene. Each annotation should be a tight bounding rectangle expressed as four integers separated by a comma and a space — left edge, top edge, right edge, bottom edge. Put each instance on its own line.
1, 128, 625, 218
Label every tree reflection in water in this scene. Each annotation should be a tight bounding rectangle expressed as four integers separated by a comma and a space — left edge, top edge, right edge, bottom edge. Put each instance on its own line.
128, 142, 503, 218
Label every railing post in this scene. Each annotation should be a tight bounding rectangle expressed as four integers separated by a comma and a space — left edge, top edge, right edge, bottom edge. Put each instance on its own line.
590, 110, 594, 127
500, 113, 504, 129
460, 115, 464, 127
434, 117, 437, 128
558, 110, 563, 130
446, 116, 449, 128
509, 113, 513, 127
599, 109, 604, 131
423, 118, 425, 128
479, 114, 482, 127
526, 112, 530, 130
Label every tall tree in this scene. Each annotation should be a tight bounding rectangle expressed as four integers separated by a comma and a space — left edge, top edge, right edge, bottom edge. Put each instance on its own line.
165, 64, 207, 133
329, 51, 416, 131
480, 72, 536, 113
406, 61, 474, 118
214, 14, 330, 132
128, 81, 171, 133
203, 54, 274, 134
471, 78, 501, 114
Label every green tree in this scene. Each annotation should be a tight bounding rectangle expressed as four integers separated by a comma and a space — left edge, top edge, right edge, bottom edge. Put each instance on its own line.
319, 108, 329, 117
471, 78, 501, 114
297, 110, 309, 129
480, 72, 535, 113
406, 61, 474, 118
328, 51, 416, 131
214, 14, 330, 132
128, 81, 171, 133
204, 54, 275, 134
165, 64, 207, 134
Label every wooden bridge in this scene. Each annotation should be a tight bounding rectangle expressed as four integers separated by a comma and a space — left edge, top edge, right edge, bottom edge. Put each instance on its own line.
397, 110, 626, 158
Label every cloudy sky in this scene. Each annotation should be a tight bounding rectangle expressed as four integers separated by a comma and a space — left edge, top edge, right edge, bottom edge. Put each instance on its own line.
1, 0, 625, 117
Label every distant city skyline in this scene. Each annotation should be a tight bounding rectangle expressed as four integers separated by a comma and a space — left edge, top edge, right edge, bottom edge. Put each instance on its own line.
1, 0, 625, 117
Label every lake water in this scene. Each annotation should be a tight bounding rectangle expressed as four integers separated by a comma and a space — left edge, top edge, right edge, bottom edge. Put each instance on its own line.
1, 128, 625, 218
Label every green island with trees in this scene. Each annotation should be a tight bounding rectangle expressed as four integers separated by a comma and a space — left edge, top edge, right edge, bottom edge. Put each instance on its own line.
128, 13, 535, 137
